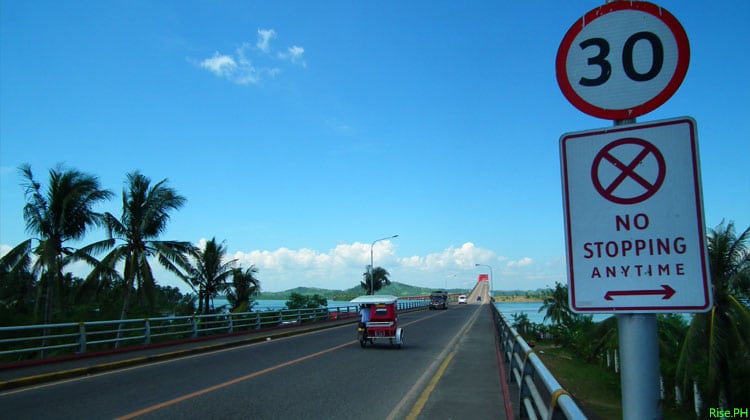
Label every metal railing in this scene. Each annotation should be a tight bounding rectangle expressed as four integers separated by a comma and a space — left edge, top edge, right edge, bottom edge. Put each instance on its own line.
492, 305, 587, 420
0, 300, 428, 364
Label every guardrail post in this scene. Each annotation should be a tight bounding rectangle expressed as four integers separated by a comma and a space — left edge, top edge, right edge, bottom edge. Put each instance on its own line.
519, 354, 535, 418
191, 316, 198, 338
255, 312, 261, 330
144, 319, 151, 345
77, 322, 87, 353
228, 314, 234, 333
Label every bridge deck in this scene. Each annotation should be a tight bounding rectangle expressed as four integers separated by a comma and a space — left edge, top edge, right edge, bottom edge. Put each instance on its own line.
1, 303, 516, 419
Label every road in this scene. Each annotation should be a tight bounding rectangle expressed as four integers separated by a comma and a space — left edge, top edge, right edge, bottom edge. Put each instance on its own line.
467, 278, 490, 303
0, 303, 507, 419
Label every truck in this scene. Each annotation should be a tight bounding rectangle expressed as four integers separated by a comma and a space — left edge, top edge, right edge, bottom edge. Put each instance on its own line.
429, 291, 448, 310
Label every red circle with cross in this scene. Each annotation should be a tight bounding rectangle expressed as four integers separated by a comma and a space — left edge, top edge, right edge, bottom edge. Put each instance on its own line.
591, 137, 666, 204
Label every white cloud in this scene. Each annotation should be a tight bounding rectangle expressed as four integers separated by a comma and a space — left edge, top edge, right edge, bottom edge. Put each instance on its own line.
0, 240, 565, 295
256, 29, 276, 53
196, 29, 304, 86
225, 241, 563, 293
507, 257, 533, 268
199, 52, 237, 76
279, 45, 305, 66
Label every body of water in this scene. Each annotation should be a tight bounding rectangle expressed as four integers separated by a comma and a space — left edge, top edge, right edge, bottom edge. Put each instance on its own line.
494, 302, 613, 325
210, 298, 362, 312
210, 297, 687, 327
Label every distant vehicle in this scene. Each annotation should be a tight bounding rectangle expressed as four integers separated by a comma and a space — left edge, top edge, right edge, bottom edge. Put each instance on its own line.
429, 291, 448, 310
457, 295, 467, 304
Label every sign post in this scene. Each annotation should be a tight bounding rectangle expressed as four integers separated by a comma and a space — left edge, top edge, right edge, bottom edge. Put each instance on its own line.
556, 2, 706, 419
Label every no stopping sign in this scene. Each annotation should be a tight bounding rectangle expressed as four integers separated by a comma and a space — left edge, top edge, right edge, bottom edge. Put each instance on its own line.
556, 1, 690, 120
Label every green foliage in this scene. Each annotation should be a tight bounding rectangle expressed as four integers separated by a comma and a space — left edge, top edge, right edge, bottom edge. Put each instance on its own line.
258, 281, 452, 301
539, 282, 574, 327
657, 313, 689, 406
226, 266, 260, 312
0, 165, 260, 326
360, 266, 391, 294
10, 164, 113, 324
285, 292, 328, 310
510, 312, 532, 335
676, 221, 750, 414
187, 238, 237, 314
88, 171, 193, 320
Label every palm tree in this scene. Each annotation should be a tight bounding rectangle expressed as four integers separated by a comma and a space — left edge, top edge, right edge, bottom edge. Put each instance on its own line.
226, 265, 261, 312
676, 221, 750, 412
0, 253, 37, 322
0, 164, 112, 324
188, 238, 236, 313
360, 266, 391, 295
85, 172, 193, 320
539, 282, 574, 327
510, 312, 532, 335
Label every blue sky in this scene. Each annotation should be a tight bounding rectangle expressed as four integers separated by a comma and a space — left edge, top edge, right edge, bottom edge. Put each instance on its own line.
1, 1, 748, 293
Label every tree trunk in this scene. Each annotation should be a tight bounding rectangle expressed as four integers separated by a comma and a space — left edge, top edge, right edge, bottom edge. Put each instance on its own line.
115, 282, 134, 349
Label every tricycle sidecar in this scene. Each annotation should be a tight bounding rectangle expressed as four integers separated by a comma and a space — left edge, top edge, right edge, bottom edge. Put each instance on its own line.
350, 295, 404, 349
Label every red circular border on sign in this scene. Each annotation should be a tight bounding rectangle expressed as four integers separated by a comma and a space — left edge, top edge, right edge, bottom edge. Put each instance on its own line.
590, 137, 666, 205
555, 1, 690, 120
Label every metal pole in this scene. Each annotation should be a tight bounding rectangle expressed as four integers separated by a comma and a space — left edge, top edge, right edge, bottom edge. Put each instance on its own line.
617, 314, 662, 419
613, 117, 662, 420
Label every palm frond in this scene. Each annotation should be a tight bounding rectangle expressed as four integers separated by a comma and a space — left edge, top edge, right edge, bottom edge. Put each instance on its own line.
0, 239, 33, 272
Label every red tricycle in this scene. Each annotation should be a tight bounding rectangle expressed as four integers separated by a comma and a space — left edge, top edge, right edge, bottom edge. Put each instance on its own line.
350, 295, 404, 349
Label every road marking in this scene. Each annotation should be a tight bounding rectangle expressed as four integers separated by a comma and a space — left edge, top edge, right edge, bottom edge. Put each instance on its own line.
115, 340, 354, 420
387, 304, 482, 420
115, 312, 442, 419
405, 351, 455, 420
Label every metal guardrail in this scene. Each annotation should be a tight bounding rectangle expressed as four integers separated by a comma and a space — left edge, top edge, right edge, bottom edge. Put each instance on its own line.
0, 300, 428, 364
492, 305, 587, 420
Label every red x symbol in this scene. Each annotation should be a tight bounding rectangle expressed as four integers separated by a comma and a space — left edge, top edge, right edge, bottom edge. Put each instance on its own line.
591, 138, 666, 204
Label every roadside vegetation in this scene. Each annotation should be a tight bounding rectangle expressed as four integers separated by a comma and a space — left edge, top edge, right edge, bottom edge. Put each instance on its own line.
0, 165, 262, 326
0, 165, 425, 327
513, 221, 749, 418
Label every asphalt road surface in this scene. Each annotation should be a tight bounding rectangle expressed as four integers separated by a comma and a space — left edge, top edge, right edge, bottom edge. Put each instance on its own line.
0, 303, 507, 419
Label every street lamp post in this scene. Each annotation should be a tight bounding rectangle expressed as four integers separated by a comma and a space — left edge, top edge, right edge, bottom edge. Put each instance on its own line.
370, 235, 399, 295
475, 263, 493, 302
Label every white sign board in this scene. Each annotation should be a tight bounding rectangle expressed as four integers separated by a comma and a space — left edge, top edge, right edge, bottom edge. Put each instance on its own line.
560, 117, 711, 313
556, 1, 690, 120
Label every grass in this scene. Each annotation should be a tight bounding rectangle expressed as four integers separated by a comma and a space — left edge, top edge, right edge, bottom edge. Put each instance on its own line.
534, 343, 622, 419
532, 342, 694, 420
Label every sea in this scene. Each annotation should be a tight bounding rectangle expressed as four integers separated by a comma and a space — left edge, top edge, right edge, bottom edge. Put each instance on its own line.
210, 298, 581, 324
493, 301, 612, 324
210, 298, 693, 325
210, 298, 357, 312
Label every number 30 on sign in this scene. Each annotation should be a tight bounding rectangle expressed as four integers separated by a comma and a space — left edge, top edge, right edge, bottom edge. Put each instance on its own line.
556, 1, 690, 120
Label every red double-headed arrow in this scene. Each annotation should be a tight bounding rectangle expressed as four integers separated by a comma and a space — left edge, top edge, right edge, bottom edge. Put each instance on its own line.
604, 284, 676, 301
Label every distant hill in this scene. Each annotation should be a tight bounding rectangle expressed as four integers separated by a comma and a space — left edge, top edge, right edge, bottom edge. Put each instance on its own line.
258, 282, 473, 301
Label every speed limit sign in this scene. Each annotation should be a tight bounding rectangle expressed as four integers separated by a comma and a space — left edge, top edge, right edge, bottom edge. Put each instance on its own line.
556, 1, 690, 120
